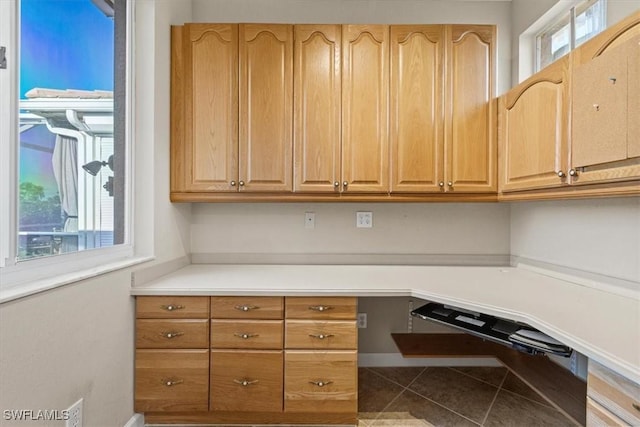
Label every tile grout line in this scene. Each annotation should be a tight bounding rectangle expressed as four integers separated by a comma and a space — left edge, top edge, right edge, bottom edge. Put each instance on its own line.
480, 368, 509, 426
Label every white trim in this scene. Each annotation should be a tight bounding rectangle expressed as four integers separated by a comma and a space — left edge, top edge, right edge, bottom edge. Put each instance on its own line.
0, 0, 18, 268
0, 0, 140, 297
123, 413, 144, 427
358, 353, 502, 368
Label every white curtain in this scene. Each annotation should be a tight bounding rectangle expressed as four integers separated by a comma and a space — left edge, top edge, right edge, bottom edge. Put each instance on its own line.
52, 135, 78, 252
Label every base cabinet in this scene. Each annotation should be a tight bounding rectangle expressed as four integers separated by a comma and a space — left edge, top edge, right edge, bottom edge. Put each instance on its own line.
135, 295, 358, 425
586, 360, 640, 426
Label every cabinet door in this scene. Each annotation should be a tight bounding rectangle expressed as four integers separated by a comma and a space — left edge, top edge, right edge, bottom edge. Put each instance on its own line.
446, 25, 496, 192
240, 24, 293, 192
210, 350, 283, 412
294, 25, 342, 193
179, 24, 238, 192
135, 349, 209, 412
572, 45, 628, 168
390, 25, 444, 193
342, 25, 389, 193
499, 56, 570, 192
626, 36, 639, 159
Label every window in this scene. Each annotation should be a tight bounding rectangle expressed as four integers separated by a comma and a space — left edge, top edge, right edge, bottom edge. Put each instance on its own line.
0, 0, 132, 297
536, 0, 606, 71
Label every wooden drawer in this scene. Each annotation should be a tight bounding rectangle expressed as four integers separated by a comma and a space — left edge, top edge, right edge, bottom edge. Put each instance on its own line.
211, 296, 284, 319
284, 350, 357, 413
588, 361, 640, 425
210, 350, 283, 412
136, 296, 210, 319
135, 349, 209, 412
136, 319, 209, 349
587, 397, 626, 427
211, 319, 283, 349
285, 320, 357, 350
285, 297, 356, 320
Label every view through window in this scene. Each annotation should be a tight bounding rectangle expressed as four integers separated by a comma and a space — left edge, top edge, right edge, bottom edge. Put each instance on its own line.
18, 0, 123, 260
536, 0, 606, 71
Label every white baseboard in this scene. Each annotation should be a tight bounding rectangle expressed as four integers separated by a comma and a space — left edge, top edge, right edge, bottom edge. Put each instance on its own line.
358, 353, 502, 368
123, 413, 144, 427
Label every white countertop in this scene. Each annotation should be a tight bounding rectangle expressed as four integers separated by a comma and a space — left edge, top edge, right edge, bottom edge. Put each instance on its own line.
132, 263, 640, 384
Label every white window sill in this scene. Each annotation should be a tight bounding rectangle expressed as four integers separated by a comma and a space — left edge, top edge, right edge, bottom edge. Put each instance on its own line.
0, 255, 154, 304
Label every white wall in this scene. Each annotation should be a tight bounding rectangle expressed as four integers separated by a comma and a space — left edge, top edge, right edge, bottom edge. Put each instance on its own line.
511, 198, 640, 283
191, 203, 510, 260
0, 1, 193, 426
191, 0, 513, 95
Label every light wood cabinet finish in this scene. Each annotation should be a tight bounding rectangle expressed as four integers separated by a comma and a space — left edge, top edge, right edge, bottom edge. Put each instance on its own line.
285, 320, 357, 350
178, 24, 238, 192
294, 25, 342, 193
210, 350, 284, 412
136, 319, 209, 349
342, 25, 390, 193
135, 349, 209, 412
499, 56, 570, 192
587, 397, 627, 426
239, 24, 293, 192
211, 296, 284, 319
284, 350, 358, 413
390, 25, 444, 193
587, 360, 640, 426
446, 25, 497, 193
570, 14, 640, 185
211, 319, 283, 349
285, 297, 357, 320
136, 296, 210, 319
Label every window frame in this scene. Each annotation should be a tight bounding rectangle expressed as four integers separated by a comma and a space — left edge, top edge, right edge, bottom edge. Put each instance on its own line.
534, 0, 607, 72
0, 0, 144, 303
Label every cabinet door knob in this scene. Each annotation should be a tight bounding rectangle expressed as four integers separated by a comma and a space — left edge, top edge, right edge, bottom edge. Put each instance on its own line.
309, 380, 333, 387
234, 379, 259, 387
593, 104, 600, 111
239, 181, 245, 187
609, 77, 617, 84
308, 305, 333, 312
160, 331, 184, 339
569, 168, 579, 177
160, 304, 184, 312
309, 333, 334, 340
447, 181, 453, 187
234, 304, 259, 312
342, 181, 348, 189
334, 181, 340, 188
438, 181, 444, 188
557, 170, 566, 178
234, 332, 259, 339
230, 180, 236, 187
162, 378, 183, 387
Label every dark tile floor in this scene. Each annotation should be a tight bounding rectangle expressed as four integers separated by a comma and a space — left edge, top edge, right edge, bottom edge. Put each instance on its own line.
358, 366, 578, 427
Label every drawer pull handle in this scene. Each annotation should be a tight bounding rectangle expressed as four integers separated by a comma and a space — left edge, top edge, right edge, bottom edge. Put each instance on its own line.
309, 380, 333, 387
309, 333, 334, 340
160, 304, 184, 312
633, 403, 640, 412
234, 305, 259, 312
234, 332, 259, 339
162, 378, 183, 387
160, 331, 184, 339
308, 305, 333, 312
234, 379, 259, 387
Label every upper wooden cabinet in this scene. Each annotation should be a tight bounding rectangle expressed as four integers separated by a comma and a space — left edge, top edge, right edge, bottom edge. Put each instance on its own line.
293, 25, 342, 193
240, 24, 293, 192
390, 25, 444, 193
446, 25, 497, 193
571, 24, 640, 185
171, 24, 238, 193
342, 25, 390, 193
499, 56, 570, 192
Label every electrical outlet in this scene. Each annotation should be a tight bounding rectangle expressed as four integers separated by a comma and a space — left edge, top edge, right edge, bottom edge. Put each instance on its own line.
66, 398, 83, 427
356, 212, 372, 228
304, 212, 315, 229
357, 312, 367, 328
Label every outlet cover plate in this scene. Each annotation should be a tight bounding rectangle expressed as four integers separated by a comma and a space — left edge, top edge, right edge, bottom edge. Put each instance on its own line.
356, 212, 373, 228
